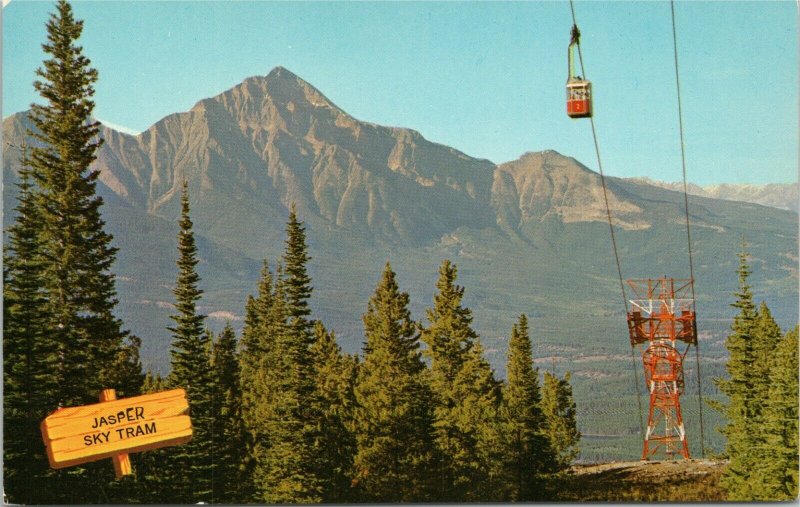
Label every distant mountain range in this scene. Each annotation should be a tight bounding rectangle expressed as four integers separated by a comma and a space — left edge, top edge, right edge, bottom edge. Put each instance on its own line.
630, 177, 798, 213
4, 66, 797, 460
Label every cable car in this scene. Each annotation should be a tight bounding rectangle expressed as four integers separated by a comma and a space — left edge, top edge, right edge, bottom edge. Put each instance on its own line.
566, 25, 592, 118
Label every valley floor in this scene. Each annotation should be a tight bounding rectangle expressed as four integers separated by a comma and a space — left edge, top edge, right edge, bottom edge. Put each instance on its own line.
554, 459, 726, 502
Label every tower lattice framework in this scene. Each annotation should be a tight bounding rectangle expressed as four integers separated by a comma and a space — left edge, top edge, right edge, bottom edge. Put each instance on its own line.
626, 278, 696, 460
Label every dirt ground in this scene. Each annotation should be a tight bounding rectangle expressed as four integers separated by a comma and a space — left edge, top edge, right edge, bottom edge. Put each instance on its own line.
554, 459, 727, 502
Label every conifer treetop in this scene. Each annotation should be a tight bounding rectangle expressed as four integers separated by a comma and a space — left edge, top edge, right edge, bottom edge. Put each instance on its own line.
31, 0, 102, 170
282, 204, 313, 334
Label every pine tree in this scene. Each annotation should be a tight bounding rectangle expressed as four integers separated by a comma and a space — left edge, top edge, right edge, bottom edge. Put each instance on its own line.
142, 370, 165, 393
750, 302, 782, 407
500, 314, 554, 501
130, 370, 169, 503
164, 182, 214, 503
457, 339, 505, 501
27, 0, 133, 408
311, 322, 358, 502
353, 263, 437, 502
240, 260, 276, 364
758, 327, 799, 500
540, 370, 580, 470
241, 208, 323, 503
283, 203, 313, 337
420, 260, 501, 501
744, 302, 786, 498
210, 323, 248, 503
3, 154, 61, 504
257, 208, 324, 503
714, 243, 760, 500
4, 2, 141, 502
238, 260, 277, 500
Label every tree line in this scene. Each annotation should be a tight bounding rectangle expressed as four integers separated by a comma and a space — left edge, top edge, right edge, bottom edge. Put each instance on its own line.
3, 2, 578, 503
134, 191, 580, 503
5, 1, 798, 503
711, 244, 798, 501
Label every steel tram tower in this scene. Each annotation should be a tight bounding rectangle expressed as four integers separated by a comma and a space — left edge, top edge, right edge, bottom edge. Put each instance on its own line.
626, 278, 697, 460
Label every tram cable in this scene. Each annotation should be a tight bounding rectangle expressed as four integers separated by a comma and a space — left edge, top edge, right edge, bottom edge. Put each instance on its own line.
669, 0, 706, 458
567, 0, 646, 441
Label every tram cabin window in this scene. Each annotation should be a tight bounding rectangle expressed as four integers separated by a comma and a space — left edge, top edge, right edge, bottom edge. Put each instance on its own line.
566, 80, 592, 118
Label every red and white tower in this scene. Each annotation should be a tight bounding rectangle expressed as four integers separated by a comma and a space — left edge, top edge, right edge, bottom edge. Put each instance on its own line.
626, 278, 696, 460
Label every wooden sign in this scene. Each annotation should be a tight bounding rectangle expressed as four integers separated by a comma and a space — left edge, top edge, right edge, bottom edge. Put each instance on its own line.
41, 388, 192, 477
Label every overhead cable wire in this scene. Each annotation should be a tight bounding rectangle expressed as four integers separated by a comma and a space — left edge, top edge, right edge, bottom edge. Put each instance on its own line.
568, 0, 645, 440
670, 0, 706, 458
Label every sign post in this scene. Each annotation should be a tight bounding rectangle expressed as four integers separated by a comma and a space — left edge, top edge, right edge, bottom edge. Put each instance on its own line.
98, 389, 133, 478
40, 388, 192, 478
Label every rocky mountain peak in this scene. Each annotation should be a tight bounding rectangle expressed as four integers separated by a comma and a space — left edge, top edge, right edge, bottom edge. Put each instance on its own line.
262, 66, 343, 112
492, 150, 647, 231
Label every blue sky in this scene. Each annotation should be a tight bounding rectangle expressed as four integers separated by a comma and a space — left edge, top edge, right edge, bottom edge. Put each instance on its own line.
3, 0, 797, 185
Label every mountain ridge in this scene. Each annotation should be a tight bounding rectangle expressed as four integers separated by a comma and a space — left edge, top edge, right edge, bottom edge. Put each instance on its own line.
4, 66, 797, 461
629, 176, 798, 213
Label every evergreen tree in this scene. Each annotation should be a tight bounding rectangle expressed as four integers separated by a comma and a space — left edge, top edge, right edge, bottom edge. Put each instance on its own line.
258, 208, 323, 503
210, 323, 248, 503
420, 260, 501, 501
353, 263, 437, 502
4, 3, 141, 502
3, 155, 60, 504
457, 339, 506, 501
27, 0, 132, 408
750, 302, 782, 407
131, 370, 180, 504
142, 370, 165, 393
743, 302, 787, 499
164, 182, 214, 503
758, 327, 799, 500
500, 314, 554, 501
540, 370, 580, 470
238, 260, 277, 500
714, 244, 760, 500
241, 208, 323, 503
283, 203, 313, 336
134, 371, 167, 502
240, 260, 276, 363
311, 322, 358, 502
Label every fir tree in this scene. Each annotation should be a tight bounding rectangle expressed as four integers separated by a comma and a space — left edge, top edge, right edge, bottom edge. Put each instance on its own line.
27, 0, 132, 408
714, 243, 759, 500
134, 371, 167, 501
240, 260, 276, 362
167, 182, 207, 386
540, 370, 580, 470
3, 155, 60, 504
743, 302, 786, 499
4, 2, 141, 501
242, 208, 323, 503
238, 260, 277, 500
500, 314, 554, 501
458, 339, 506, 501
353, 263, 437, 502
283, 203, 313, 337
238, 260, 275, 424
750, 302, 782, 407
311, 322, 358, 502
210, 323, 248, 503
758, 327, 799, 500
164, 182, 214, 503
421, 260, 501, 501
142, 370, 165, 393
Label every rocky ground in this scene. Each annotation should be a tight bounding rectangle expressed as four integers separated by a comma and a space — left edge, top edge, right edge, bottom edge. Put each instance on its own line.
554, 459, 727, 502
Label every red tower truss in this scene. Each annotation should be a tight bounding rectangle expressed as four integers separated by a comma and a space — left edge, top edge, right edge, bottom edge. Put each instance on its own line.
626, 278, 696, 460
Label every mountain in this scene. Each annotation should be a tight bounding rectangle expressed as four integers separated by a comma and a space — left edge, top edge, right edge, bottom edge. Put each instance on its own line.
631, 177, 798, 213
91, 66, 496, 249
4, 66, 797, 461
